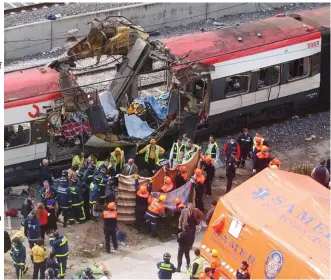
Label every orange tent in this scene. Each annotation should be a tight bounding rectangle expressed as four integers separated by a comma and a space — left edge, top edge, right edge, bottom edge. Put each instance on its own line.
201, 168, 330, 279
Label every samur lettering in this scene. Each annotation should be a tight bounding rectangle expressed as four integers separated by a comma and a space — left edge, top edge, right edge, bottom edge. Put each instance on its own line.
262, 196, 330, 249
307, 41, 320, 48
210, 230, 256, 266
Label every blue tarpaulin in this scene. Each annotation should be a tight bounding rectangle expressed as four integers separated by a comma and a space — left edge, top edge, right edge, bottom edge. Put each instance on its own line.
134, 92, 169, 120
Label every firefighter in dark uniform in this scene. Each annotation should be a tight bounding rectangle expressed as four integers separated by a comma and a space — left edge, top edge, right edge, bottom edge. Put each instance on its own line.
10, 237, 28, 280
134, 174, 152, 231
105, 178, 117, 205
99, 168, 110, 205
82, 162, 95, 221
224, 137, 241, 165
56, 177, 72, 228
89, 175, 101, 221
49, 232, 69, 279
68, 176, 86, 224
157, 253, 176, 280
253, 145, 271, 174
237, 128, 253, 167
103, 202, 119, 253
200, 155, 215, 196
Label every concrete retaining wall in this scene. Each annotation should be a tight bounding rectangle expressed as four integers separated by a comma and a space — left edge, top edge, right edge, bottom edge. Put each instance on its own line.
5, 2, 284, 60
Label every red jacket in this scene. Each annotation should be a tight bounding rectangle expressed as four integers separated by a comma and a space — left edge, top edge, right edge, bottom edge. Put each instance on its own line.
224, 142, 241, 160
37, 209, 48, 226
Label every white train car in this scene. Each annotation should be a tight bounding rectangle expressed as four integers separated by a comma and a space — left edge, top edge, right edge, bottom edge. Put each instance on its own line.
4, 67, 63, 185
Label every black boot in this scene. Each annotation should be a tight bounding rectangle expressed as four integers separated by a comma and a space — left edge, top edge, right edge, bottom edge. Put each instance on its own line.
176, 267, 181, 272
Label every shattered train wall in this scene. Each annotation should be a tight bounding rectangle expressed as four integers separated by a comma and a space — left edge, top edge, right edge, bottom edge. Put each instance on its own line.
5, 3, 285, 60
117, 151, 200, 223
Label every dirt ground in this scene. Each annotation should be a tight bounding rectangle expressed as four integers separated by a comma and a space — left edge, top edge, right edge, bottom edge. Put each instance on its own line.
4, 139, 330, 279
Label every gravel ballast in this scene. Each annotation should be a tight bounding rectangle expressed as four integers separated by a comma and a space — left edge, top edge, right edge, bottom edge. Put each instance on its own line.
199, 111, 330, 159
4, 2, 140, 28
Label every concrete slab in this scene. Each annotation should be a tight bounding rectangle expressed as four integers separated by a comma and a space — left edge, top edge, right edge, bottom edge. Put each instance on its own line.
104, 232, 209, 279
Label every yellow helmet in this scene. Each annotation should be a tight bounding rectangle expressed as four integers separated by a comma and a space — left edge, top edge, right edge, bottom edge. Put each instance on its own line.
211, 249, 218, 257
159, 194, 167, 202
115, 147, 121, 152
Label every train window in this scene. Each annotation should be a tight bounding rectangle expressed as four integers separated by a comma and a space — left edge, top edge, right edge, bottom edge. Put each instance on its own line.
257, 65, 280, 89
225, 72, 251, 97
4, 122, 31, 149
288, 57, 310, 81
311, 53, 320, 76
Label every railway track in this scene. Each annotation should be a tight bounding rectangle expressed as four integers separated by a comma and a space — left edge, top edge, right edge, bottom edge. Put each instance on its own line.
4, 2, 65, 15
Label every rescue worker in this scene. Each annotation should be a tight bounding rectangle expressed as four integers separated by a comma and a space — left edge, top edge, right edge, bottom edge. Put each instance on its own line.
89, 175, 101, 221
226, 153, 237, 194
182, 134, 190, 147
175, 165, 188, 188
145, 194, 167, 236
110, 147, 125, 175
210, 249, 221, 279
252, 132, 268, 153
95, 158, 110, 174
82, 162, 95, 220
82, 162, 95, 186
23, 210, 41, 249
68, 176, 86, 224
191, 169, 206, 213
205, 136, 220, 164
236, 261, 250, 279
176, 223, 193, 272
31, 238, 47, 279
99, 167, 110, 204
157, 253, 176, 280
253, 145, 271, 174
105, 180, 117, 205
10, 237, 28, 280
224, 137, 241, 165
87, 154, 97, 165
269, 158, 281, 169
252, 136, 263, 157
237, 128, 253, 167
134, 174, 152, 231
138, 138, 165, 175
311, 159, 330, 188
49, 232, 69, 279
169, 139, 185, 168
103, 202, 119, 253
161, 175, 174, 193
56, 176, 72, 228
72, 152, 85, 170
188, 249, 204, 279
184, 140, 200, 162
200, 155, 215, 196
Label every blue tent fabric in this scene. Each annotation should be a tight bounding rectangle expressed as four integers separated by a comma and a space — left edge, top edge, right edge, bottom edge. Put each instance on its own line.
124, 114, 155, 139
134, 92, 169, 120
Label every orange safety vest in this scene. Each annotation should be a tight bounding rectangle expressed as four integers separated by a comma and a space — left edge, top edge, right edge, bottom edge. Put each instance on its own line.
161, 183, 174, 193
137, 189, 150, 198
210, 256, 221, 279
196, 174, 206, 184
148, 198, 165, 215
103, 210, 118, 219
